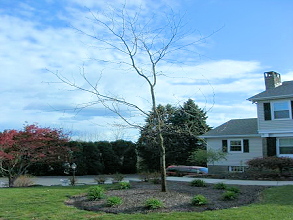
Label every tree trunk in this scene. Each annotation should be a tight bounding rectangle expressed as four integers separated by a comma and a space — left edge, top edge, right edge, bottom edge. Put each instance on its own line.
159, 131, 167, 192
8, 175, 16, 187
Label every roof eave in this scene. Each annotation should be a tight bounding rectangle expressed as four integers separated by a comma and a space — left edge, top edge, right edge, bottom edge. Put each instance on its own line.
200, 134, 261, 139
248, 94, 293, 102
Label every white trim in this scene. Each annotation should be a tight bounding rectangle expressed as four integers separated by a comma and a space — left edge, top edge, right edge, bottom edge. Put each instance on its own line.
200, 134, 260, 138
260, 132, 293, 138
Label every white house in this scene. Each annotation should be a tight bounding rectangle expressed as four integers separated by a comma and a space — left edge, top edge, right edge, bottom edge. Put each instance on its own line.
200, 71, 293, 174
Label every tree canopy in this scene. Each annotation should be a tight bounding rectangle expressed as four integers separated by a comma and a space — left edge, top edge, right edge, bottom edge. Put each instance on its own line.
138, 99, 210, 171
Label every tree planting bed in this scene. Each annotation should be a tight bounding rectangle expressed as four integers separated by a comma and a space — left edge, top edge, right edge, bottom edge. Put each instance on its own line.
66, 181, 268, 214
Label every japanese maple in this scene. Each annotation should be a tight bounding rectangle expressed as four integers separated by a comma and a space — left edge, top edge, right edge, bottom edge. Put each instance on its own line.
0, 124, 70, 187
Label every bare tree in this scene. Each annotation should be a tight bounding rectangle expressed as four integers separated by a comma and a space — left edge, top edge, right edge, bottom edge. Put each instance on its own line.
50, 5, 211, 192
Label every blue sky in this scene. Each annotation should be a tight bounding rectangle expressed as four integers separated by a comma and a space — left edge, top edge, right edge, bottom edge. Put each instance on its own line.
0, 0, 292, 141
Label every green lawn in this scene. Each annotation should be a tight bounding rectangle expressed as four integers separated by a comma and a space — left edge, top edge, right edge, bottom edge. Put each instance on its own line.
0, 184, 293, 220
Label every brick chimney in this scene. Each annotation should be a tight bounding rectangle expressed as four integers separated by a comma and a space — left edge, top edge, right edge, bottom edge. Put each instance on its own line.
264, 71, 281, 90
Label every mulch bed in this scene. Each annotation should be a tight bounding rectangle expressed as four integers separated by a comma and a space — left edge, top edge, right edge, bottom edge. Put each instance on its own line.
65, 181, 269, 214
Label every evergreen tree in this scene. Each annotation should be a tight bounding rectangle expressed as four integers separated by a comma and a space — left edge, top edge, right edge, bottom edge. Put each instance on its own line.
137, 99, 210, 171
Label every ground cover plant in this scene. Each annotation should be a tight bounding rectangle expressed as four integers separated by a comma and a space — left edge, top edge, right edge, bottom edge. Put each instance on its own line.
1, 183, 293, 219
191, 195, 208, 206
214, 182, 227, 190
87, 186, 105, 200
190, 179, 207, 187
145, 198, 164, 210
106, 196, 123, 207
221, 191, 239, 201
119, 181, 131, 189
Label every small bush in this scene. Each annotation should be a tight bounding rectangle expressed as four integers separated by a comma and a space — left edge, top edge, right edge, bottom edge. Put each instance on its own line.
190, 179, 207, 187
214, 182, 227, 190
87, 186, 105, 200
145, 198, 164, 209
228, 186, 240, 194
138, 172, 152, 182
112, 173, 125, 183
95, 175, 107, 184
222, 191, 238, 200
106, 196, 123, 207
191, 195, 208, 206
14, 175, 34, 187
69, 177, 77, 186
119, 181, 130, 189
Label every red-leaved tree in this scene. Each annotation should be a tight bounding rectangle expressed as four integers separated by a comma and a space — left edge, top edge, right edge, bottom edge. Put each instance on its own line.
0, 124, 70, 187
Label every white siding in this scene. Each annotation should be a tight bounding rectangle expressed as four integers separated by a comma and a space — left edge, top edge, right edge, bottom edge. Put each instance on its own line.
257, 99, 293, 133
206, 137, 262, 166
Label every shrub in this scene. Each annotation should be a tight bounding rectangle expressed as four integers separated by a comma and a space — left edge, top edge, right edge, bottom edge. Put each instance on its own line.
214, 182, 227, 190
14, 175, 34, 187
247, 157, 293, 174
191, 195, 208, 206
228, 186, 240, 194
95, 175, 107, 184
119, 181, 130, 189
190, 179, 207, 187
106, 196, 123, 207
69, 177, 77, 186
145, 198, 164, 209
138, 172, 152, 182
150, 172, 161, 184
87, 186, 105, 200
222, 191, 238, 200
112, 173, 125, 183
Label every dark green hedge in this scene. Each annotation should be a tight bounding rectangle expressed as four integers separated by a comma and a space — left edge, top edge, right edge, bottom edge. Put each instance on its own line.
28, 140, 137, 176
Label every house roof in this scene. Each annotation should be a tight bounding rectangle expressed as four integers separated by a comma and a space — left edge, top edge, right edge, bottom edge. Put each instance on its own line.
248, 80, 293, 102
200, 118, 259, 138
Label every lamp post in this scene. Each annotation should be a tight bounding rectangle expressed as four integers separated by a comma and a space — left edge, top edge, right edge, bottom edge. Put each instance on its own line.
71, 163, 77, 186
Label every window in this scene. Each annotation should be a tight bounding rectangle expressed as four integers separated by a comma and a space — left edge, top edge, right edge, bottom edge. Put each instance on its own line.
225, 139, 250, 153
229, 140, 242, 152
278, 138, 293, 156
229, 166, 246, 173
273, 101, 290, 119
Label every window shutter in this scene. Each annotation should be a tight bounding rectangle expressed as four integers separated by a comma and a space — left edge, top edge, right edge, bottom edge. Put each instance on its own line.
264, 103, 271, 120
267, 137, 276, 156
291, 101, 293, 119
243, 139, 249, 153
222, 140, 228, 153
